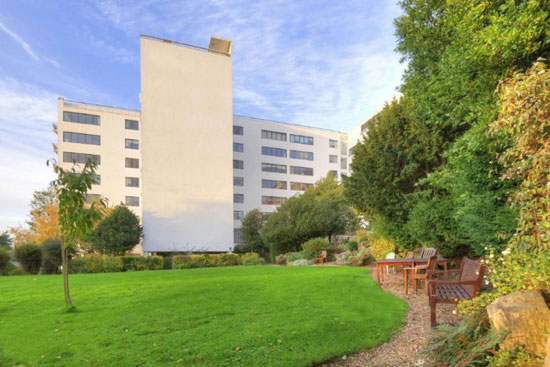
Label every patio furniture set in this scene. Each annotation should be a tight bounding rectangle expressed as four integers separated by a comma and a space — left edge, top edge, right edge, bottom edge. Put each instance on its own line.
375, 248, 486, 327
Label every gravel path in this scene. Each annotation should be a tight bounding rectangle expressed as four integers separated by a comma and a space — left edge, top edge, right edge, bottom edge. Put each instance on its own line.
322, 265, 458, 367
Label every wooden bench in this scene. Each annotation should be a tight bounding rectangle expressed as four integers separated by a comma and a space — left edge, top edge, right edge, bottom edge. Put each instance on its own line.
428, 257, 486, 327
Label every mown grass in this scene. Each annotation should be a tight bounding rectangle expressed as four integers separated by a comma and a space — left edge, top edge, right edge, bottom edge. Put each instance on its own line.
0, 266, 406, 367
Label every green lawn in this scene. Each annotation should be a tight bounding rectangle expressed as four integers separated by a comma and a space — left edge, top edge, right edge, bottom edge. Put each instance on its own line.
0, 266, 406, 367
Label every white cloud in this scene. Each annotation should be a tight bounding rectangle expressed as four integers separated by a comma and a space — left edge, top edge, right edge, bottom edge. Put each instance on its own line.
0, 78, 57, 231
92, 0, 404, 131
0, 20, 60, 68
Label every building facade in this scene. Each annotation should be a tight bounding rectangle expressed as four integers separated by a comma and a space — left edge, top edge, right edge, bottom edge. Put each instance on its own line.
56, 35, 356, 253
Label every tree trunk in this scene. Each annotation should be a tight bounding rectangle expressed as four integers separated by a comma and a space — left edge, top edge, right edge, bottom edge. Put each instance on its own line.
62, 243, 73, 308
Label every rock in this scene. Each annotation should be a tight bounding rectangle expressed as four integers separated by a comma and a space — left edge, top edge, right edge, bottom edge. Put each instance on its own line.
487, 289, 550, 357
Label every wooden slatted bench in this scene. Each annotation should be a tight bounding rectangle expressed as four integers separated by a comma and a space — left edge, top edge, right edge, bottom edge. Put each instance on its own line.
428, 257, 486, 327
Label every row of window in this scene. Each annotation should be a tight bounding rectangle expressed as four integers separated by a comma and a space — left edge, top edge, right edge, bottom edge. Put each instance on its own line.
86, 194, 139, 207
235, 160, 316, 176
261, 146, 314, 161
63, 132, 100, 145
233, 178, 313, 191
63, 130, 138, 150
234, 194, 286, 205
233, 125, 339, 149
62, 151, 140, 169
63, 111, 139, 131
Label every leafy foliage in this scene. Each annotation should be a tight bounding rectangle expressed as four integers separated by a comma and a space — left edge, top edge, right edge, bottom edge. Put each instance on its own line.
14, 243, 42, 274
0, 231, 12, 250
41, 238, 63, 274
88, 204, 143, 256
235, 209, 267, 255
262, 174, 356, 259
301, 238, 331, 260
0, 248, 10, 275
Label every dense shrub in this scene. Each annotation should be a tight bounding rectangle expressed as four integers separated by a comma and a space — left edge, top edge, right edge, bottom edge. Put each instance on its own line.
275, 254, 287, 265
8, 267, 25, 276
172, 254, 209, 269
336, 246, 373, 266
0, 248, 10, 275
70, 255, 124, 273
343, 240, 359, 251
218, 253, 240, 266
172, 255, 192, 269
41, 239, 62, 274
242, 257, 266, 266
163, 256, 172, 270
368, 237, 395, 260
120, 256, 163, 271
285, 252, 303, 262
240, 252, 259, 264
89, 205, 143, 255
301, 237, 331, 260
15, 244, 42, 274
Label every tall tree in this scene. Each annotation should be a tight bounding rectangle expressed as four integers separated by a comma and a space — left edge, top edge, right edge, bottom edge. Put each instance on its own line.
0, 231, 12, 250
235, 209, 267, 255
52, 160, 105, 308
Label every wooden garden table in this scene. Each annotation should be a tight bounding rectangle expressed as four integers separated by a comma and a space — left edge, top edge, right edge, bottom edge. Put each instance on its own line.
374, 258, 448, 289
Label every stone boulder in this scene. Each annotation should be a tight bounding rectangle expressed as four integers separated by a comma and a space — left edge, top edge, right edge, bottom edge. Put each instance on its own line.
487, 289, 550, 357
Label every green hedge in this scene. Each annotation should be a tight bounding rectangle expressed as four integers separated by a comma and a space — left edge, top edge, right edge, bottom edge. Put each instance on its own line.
70, 255, 163, 273
172, 253, 241, 269
242, 257, 266, 266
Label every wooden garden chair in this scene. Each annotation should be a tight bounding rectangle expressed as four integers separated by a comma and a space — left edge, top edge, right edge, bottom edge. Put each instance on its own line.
315, 250, 327, 264
409, 255, 438, 295
428, 257, 486, 327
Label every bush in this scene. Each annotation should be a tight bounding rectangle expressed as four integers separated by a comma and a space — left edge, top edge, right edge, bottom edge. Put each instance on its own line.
242, 257, 266, 266
275, 254, 287, 265
15, 244, 42, 274
0, 248, 10, 275
8, 267, 25, 276
301, 237, 332, 260
163, 256, 172, 270
120, 256, 163, 271
172, 254, 210, 269
218, 253, 240, 266
240, 252, 259, 264
41, 239, 62, 274
344, 240, 359, 251
89, 204, 143, 255
70, 255, 124, 273
285, 252, 303, 262
368, 237, 395, 260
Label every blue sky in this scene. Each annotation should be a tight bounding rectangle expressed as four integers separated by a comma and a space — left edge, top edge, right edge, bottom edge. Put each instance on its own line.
0, 0, 404, 231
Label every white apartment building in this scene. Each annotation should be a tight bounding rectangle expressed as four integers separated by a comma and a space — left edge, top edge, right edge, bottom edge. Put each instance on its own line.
56, 35, 356, 254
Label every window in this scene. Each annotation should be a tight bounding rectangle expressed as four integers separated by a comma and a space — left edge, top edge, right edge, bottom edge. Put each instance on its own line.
290, 134, 313, 145
92, 174, 101, 185
234, 228, 243, 244
233, 160, 244, 169
233, 125, 243, 135
125, 177, 139, 187
340, 157, 347, 170
234, 177, 244, 186
125, 139, 139, 149
261, 163, 287, 173
63, 111, 100, 125
233, 143, 244, 152
290, 182, 313, 191
86, 194, 101, 203
329, 139, 338, 148
125, 196, 139, 207
262, 196, 286, 205
63, 131, 100, 145
63, 152, 100, 165
290, 150, 313, 161
329, 155, 338, 163
125, 119, 139, 130
234, 211, 244, 220
262, 179, 287, 189
234, 193, 244, 203
341, 142, 348, 156
125, 158, 139, 168
290, 166, 313, 176
262, 146, 287, 157
330, 170, 338, 178
262, 130, 286, 141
